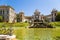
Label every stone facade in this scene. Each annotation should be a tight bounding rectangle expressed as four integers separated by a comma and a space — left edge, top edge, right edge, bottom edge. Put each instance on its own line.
18, 9, 57, 22
19, 11, 25, 22
51, 9, 57, 21
17, 11, 25, 22
0, 5, 16, 23
46, 9, 57, 22
18, 9, 45, 22
17, 11, 32, 22
0, 5, 57, 23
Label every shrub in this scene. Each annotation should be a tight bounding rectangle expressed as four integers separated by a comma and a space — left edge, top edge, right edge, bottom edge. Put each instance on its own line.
55, 12, 60, 21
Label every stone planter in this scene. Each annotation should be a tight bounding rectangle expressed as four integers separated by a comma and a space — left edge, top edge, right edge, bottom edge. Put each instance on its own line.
0, 35, 16, 40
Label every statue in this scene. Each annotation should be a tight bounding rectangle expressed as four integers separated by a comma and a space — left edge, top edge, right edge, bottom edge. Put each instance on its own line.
29, 9, 53, 28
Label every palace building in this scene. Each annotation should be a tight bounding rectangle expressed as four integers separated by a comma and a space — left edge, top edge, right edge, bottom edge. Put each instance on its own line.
17, 9, 57, 22
46, 9, 57, 22
17, 11, 32, 22
0, 5, 16, 23
0, 5, 57, 23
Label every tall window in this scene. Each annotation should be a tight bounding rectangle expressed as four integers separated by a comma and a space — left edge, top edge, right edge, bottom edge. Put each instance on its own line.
7, 10, 9, 14
0, 10, 2, 15
3, 10, 4, 15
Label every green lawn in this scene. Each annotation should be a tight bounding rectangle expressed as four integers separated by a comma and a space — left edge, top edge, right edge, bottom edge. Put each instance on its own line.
14, 28, 60, 40
0, 27, 60, 40
13, 22, 60, 40
0, 22, 60, 28
0, 22, 60, 40
0, 22, 29, 27
49, 21, 60, 27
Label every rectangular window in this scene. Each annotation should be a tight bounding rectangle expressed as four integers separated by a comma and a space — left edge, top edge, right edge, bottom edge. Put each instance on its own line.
0, 10, 2, 15
3, 10, 4, 15
7, 10, 9, 14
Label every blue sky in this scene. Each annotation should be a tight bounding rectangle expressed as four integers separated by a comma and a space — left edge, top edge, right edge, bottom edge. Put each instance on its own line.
0, 0, 60, 16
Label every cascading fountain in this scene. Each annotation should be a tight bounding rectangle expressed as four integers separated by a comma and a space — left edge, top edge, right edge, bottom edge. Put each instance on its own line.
29, 9, 53, 28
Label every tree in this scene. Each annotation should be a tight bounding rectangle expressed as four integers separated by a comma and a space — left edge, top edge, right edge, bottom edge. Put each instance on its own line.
16, 14, 20, 22
0, 16, 2, 22
55, 12, 60, 21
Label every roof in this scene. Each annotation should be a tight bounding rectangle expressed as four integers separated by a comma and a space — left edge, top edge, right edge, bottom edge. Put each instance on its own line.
0, 5, 14, 10
19, 12, 24, 14
45, 14, 51, 18
25, 16, 32, 19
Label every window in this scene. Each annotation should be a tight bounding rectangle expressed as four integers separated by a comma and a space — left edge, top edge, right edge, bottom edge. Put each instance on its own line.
3, 10, 4, 15
0, 10, 2, 15
7, 10, 9, 14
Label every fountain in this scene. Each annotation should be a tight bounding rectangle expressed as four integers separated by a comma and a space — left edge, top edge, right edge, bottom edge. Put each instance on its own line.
29, 9, 53, 28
